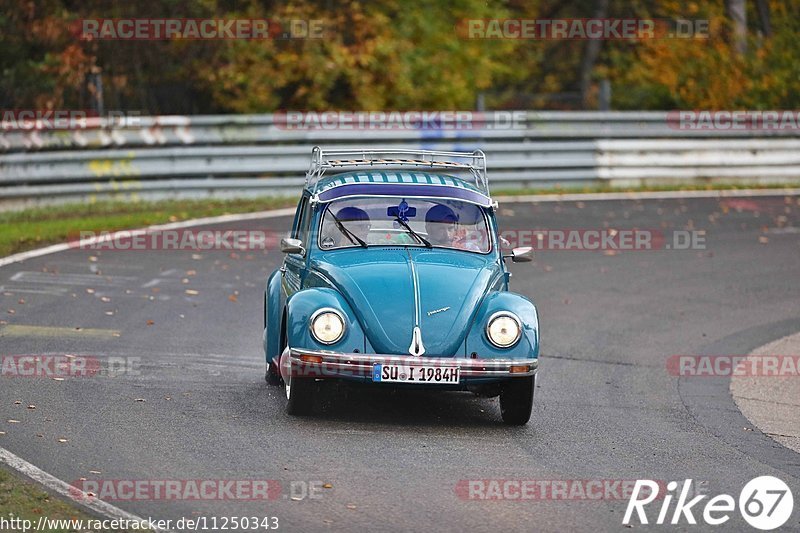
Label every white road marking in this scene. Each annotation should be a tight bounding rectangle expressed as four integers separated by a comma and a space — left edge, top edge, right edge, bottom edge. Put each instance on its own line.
9, 271, 136, 287
766, 227, 800, 234
0, 206, 296, 269
498, 187, 800, 204
0, 284, 69, 295
0, 324, 121, 338
49, 260, 146, 272
0, 447, 173, 533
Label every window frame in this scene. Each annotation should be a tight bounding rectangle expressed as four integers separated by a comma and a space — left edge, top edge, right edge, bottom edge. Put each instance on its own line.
316, 197, 494, 254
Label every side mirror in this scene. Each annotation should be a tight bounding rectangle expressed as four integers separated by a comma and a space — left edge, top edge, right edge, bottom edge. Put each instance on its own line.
280, 237, 305, 255
504, 246, 533, 263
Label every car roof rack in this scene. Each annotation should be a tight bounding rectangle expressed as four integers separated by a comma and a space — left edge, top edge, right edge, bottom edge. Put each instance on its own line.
305, 146, 488, 196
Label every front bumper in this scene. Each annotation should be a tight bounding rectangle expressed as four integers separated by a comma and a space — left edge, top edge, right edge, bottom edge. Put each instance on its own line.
287, 347, 537, 381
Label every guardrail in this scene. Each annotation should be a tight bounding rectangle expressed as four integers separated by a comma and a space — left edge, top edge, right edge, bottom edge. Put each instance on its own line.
1, 112, 799, 208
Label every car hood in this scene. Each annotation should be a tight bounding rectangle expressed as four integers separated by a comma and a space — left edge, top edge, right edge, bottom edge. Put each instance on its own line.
310, 248, 501, 356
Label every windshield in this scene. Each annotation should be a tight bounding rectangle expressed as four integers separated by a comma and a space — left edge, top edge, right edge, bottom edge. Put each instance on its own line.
318, 198, 491, 253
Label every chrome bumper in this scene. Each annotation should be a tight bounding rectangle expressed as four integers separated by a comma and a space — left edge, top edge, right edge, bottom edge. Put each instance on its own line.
288, 347, 537, 379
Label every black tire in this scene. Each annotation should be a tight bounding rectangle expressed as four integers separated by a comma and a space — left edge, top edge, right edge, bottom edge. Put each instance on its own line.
265, 360, 282, 386
264, 294, 283, 386
499, 375, 535, 425
284, 348, 315, 415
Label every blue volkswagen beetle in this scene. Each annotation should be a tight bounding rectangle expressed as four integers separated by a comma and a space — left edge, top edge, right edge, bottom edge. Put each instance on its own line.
263, 147, 539, 424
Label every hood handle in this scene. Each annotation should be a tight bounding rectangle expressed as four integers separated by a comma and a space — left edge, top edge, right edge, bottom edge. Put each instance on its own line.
409, 326, 426, 357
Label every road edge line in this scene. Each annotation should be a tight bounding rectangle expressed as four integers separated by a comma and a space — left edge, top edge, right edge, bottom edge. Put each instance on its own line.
0, 206, 299, 529
0, 207, 297, 268
0, 447, 173, 532
497, 187, 800, 204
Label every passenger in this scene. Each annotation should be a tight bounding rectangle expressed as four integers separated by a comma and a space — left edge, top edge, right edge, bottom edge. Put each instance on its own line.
334, 206, 371, 245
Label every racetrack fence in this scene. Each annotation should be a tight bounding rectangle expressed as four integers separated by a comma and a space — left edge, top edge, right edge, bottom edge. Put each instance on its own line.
1, 111, 799, 209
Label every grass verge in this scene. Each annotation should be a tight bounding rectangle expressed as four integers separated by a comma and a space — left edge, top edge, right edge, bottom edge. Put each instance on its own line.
0, 466, 143, 532
0, 197, 298, 258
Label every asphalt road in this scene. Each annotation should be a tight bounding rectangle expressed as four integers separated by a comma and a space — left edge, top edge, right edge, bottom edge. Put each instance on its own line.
1, 195, 799, 532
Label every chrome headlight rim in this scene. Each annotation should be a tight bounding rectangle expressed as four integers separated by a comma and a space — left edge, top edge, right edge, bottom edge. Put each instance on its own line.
309, 307, 346, 345
485, 311, 522, 348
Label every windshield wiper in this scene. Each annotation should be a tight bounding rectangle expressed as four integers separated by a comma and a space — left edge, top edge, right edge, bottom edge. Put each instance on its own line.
394, 217, 432, 248
329, 212, 368, 248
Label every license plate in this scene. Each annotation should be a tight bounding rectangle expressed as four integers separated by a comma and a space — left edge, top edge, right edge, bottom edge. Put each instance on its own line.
372, 364, 460, 384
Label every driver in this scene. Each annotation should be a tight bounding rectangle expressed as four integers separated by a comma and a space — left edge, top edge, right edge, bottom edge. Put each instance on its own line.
425, 204, 482, 251
425, 204, 459, 246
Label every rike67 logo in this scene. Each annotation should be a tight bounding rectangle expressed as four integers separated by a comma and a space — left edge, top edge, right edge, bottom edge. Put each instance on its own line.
624, 477, 794, 530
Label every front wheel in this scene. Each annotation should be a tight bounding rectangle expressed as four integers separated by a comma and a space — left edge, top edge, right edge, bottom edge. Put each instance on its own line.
283, 348, 315, 415
499, 375, 535, 425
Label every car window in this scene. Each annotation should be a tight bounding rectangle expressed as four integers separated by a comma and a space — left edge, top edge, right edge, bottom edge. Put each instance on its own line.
318, 197, 491, 253
292, 195, 311, 242
298, 197, 313, 244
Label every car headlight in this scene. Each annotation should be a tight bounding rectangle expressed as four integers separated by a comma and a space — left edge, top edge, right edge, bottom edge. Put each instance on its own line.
310, 308, 346, 344
486, 312, 522, 348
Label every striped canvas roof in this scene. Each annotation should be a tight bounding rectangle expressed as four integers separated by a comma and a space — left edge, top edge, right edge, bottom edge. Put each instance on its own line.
313, 171, 482, 194
310, 171, 492, 207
